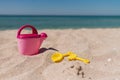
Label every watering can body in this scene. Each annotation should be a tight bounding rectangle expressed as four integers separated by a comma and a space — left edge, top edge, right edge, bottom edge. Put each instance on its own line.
17, 25, 47, 55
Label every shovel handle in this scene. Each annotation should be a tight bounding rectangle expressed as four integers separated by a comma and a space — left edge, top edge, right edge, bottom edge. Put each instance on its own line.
76, 57, 90, 64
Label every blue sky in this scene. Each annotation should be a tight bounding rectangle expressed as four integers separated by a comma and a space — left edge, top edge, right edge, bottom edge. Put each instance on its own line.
0, 0, 120, 15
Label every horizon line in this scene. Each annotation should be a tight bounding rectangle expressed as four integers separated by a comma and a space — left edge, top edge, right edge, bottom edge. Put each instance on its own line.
0, 14, 120, 16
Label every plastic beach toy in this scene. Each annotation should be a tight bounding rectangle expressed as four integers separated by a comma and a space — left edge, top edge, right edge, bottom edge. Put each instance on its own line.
67, 52, 90, 64
51, 52, 71, 62
51, 51, 90, 64
17, 25, 47, 55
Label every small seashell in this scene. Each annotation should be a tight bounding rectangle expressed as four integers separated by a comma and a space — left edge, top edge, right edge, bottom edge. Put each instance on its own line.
107, 58, 112, 62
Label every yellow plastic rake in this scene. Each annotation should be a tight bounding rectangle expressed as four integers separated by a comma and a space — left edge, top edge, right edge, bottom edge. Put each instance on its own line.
67, 52, 90, 64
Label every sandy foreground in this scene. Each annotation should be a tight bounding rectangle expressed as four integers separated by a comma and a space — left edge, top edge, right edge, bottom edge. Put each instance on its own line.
0, 29, 120, 80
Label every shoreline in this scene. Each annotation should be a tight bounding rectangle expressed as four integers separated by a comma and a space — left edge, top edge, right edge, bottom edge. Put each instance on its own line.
1, 27, 120, 30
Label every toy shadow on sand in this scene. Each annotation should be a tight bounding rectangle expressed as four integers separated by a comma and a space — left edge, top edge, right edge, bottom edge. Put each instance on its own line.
38, 47, 59, 54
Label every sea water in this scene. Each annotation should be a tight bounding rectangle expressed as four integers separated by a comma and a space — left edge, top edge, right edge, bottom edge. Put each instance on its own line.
0, 15, 120, 30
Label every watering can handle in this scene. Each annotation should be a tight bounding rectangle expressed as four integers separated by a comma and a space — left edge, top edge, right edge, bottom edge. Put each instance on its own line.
17, 25, 38, 38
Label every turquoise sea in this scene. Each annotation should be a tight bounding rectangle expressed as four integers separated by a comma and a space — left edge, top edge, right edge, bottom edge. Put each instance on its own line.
0, 15, 120, 30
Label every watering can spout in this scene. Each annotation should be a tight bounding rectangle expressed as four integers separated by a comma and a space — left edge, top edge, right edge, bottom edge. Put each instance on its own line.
40, 32, 48, 40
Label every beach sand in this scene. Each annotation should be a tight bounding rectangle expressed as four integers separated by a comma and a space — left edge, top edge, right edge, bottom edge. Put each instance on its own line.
0, 29, 120, 80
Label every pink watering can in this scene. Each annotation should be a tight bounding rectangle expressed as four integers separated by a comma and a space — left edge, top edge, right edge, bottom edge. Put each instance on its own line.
17, 25, 47, 55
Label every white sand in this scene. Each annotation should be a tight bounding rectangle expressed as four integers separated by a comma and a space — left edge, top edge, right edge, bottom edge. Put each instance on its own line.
0, 29, 120, 80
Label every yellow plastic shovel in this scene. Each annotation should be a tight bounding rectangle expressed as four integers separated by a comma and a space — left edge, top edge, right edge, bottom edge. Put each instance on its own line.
51, 52, 71, 62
